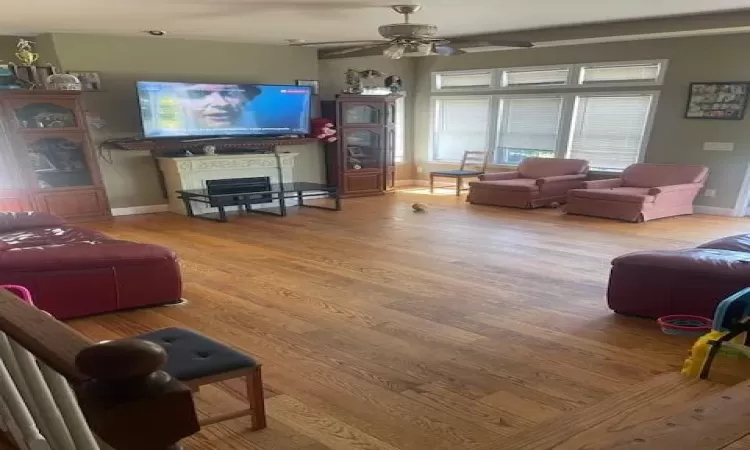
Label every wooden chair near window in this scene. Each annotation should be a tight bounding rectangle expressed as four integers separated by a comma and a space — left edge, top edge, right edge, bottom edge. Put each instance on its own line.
430, 150, 490, 196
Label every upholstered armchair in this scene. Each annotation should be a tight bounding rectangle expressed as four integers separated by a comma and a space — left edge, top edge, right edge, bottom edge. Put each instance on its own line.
467, 157, 589, 208
565, 163, 709, 222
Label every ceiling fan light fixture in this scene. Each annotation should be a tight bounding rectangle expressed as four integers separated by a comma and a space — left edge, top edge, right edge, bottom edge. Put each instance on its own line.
383, 43, 406, 59
417, 42, 433, 56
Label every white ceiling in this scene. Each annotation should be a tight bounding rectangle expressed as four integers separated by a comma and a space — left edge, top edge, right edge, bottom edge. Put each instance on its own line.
3, 0, 750, 44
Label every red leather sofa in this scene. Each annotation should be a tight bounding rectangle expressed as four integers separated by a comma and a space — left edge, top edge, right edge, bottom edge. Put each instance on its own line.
0, 212, 181, 319
608, 234, 750, 319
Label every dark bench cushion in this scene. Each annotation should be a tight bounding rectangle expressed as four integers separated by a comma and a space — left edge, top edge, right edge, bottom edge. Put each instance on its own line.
136, 327, 256, 381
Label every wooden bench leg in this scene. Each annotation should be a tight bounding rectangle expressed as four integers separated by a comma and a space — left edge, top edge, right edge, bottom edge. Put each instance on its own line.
430, 174, 435, 193
247, 365, 267, 431
456, 177, 462, 196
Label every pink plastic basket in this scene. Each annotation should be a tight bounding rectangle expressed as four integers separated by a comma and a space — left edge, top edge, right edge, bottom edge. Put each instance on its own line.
1, 285, 34, 305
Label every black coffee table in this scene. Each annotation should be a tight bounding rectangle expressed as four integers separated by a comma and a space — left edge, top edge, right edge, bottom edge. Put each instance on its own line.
176, 182, 340, 222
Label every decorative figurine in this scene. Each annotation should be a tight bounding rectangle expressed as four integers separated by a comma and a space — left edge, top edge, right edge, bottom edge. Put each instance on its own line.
15, 39, 38, 66
46, 73, 82, 91
385, 75, 403, 93
344, 69, 363, 94
203, 144, 217, 155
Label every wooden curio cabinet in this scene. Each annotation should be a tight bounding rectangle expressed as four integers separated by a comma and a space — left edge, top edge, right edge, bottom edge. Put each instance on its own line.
323, 94, 400, 198
0, 91, 110, 219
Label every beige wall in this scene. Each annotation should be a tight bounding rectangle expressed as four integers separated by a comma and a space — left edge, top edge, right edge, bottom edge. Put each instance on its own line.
318, 56, 417, 179
44, 33, 321, 209
0, 36, 18, 62
413, 33, 750, 209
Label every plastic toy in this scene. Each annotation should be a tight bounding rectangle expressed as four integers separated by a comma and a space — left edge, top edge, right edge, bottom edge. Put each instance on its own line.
681, 288, 750, 379
0, 285, 33, 305
657, 315, 712, 336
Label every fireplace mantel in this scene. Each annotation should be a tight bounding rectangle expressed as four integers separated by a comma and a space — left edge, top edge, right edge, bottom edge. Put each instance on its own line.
158, 153, 299, 216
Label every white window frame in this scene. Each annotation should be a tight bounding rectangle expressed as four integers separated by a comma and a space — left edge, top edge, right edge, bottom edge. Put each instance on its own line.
430, 95, 493, 162
564, 91, 660, 172
394, 95, 406, 163
574, 60, 668, 88
492, 94, 566, 165
429, 90, 660, 171
431, 59, 668, 93
501, 65, 573, 89
432, 69, 496, 92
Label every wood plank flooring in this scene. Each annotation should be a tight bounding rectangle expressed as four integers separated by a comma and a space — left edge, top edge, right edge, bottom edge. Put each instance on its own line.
69, 191, 750, 450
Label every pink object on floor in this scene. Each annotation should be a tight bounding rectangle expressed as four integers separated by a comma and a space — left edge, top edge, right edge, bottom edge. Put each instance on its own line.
1, 285, 33, 304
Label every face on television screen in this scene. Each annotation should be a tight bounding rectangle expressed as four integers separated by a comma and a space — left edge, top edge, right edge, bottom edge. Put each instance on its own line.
136, 82, 312, 138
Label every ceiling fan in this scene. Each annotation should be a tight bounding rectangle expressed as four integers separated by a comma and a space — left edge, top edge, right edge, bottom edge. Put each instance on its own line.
292, 4, 534, 59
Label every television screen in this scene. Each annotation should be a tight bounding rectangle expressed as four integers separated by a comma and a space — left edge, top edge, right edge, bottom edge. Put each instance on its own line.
136, 81, 312, 138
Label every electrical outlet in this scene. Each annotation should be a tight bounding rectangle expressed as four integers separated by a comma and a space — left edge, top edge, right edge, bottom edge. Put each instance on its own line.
703, 142, 734, 152
416, 166, 423, 173
704, 189, 717, 198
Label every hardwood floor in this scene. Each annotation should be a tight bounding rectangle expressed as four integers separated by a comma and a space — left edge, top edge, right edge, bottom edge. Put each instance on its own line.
70, 191, 750, 450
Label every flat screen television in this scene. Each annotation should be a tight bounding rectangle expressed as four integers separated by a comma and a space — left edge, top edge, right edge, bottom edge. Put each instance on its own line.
136, 81, 312, 138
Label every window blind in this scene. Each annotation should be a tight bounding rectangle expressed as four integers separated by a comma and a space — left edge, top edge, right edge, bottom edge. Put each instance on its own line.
436, 71, 492, 89
394, 96, 405, 162
495, 97, 562, 164
579, 63, 661, 84
433, 97, 491, 161
567, 94, 654, 170
505, 69, 569, 86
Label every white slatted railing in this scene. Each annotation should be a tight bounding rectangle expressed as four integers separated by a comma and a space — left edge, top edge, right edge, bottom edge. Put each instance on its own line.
0, 331, 100, 450
0, 288, 199, 450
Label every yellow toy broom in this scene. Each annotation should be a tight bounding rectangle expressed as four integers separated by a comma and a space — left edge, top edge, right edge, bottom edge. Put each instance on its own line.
679, 288, 750, 379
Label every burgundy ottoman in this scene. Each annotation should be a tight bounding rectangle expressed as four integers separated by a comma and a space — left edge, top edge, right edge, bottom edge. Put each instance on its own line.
608, 234, 750, 318
0, 212, 182, 319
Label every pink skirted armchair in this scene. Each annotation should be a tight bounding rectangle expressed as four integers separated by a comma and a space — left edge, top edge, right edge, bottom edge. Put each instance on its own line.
565, 163, 709, 222
467, 157, 589, 208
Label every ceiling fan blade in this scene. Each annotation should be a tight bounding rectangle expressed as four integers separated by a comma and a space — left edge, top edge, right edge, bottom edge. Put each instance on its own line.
319, 43, 392, 59
291, 40, 388, 47
433, 45, 466, 56
174, 0, 388, 10
447, 37, 534, 48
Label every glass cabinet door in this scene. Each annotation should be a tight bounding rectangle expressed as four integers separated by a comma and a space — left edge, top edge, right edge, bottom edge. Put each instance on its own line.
10, 100, 78, 129
23, 136, 94, 189
343, 103, 381, 125
344, 129, 382, 171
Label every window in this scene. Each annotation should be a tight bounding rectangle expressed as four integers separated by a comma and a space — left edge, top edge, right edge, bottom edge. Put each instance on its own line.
432, 96, 491, 161
432, 60, 666, 92
504, 68, 569, 87
430, 61, 664, 169
579, 62, 663, 84
434, 70, 493, 90
567, 94, 655, 171
495, 97, 563, 165
394, 96, 406, 163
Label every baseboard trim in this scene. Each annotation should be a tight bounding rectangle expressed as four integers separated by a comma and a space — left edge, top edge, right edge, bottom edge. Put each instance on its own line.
111, 204, 170, 216
694, 206, 736, 217
395, 179, 430, 187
